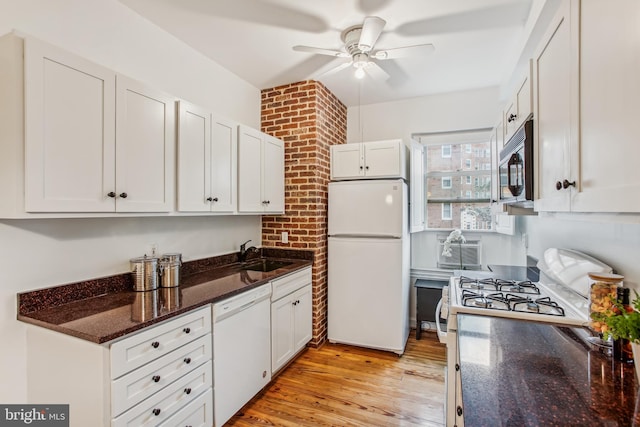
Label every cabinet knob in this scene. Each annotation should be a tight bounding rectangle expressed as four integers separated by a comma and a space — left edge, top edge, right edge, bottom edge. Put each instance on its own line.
508, 113, 517, 123
183, 357, 191, 364
212, 197, 219, 202
119, 192, 128, 198
152, 408, 161, 416
555, 181, 563, 191
206, 197, 213, 202
359, 166, 363, 170
107, 192, 116, 198
151, 341, 160, 349
365, 166, 369, 170
183, 327, 191, 334
562, 179, 576, 189
457, 406, 463, 416
263, 370, 267, 378
184, 388, 192, 395
152, 375, 161, 383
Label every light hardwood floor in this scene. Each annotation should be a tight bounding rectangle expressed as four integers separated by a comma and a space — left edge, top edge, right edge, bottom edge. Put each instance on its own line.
227, 331, 447, 427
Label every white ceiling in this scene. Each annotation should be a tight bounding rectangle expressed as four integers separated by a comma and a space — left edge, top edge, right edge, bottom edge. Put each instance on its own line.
118, 0, 534, 107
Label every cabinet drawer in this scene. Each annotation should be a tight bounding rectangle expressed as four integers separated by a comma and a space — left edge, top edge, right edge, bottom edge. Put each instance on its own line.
158, 387, 213, 427
111, 334, 212, 417
112, 362, 212, 427
111, 305, 211, 379
271, 267, 312, 301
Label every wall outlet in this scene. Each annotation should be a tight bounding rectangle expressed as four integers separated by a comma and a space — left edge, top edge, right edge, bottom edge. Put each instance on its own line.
521, 233, 528, 249
281, 231, 288, 244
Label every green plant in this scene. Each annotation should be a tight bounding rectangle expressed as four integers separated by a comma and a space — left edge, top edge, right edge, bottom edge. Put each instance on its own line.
591, 290, 640, 343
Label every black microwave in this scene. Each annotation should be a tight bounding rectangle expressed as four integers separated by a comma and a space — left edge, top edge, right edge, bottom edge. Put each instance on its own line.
499, 117, 533, 207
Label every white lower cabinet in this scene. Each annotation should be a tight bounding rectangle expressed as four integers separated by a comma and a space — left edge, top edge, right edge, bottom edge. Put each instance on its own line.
26, 305, 212, 427
271, 267, 313, 373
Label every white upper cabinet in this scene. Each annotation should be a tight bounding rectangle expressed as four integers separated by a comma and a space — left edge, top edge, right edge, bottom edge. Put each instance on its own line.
0, 33, 177, 216
24, 35, 117, 212
504, 61, 533, 143
237, 125, 284, 214
115, 75, 175, 212
178, 102, 237, 213
570, 0, 640, 212
330, 140, 408, 181
331, 144, 363, 179
533, 0, 579, 212
409, 139, 425, 233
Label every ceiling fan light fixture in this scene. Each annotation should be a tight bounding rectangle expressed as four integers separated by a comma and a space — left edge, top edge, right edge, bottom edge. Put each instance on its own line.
354, 67, 366, 79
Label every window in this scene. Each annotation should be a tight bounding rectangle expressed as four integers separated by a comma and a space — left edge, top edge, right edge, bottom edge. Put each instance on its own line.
419, 129, 493, 230
442, 203, 452, 220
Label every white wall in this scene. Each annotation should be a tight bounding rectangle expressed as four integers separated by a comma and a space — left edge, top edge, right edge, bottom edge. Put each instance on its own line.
523, 215, 640, 290
347, 86, 503, 143
0, 0, 262, 403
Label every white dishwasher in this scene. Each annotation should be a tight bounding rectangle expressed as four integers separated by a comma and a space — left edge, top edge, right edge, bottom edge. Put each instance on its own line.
213, 283, 272, 427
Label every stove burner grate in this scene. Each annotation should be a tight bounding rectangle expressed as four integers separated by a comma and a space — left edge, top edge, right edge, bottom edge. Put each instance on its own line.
508, 295, 566, 316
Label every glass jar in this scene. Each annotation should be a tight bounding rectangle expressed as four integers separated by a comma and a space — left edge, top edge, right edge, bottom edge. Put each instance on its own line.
588, 272, 624, 334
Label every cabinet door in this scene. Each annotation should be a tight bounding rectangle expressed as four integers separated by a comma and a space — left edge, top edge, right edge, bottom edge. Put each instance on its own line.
363, 140, 402, 178
24, 37, 116, 212
516, 62, 533, 126
262, 135, 285, 213
210, 116, 238, 213
330, 144, 363, 179
533, 0, 579, 212
177, 101, 211, 212
503, 100, 517, 142
271, 296, 294, 373
572, 0, 640, 212
238, 125, 264, 212
409, 139, 425, 233
292, 285, 312, 353
115, 75, 176, 212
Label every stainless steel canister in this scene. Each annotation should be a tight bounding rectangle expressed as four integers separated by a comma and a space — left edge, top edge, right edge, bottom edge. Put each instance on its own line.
159, 253, 182, 288
160, 286, 182, 310
130, 256, 159, 291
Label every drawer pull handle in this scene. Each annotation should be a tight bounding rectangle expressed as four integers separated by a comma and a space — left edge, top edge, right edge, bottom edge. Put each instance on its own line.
183, 327, 191, 334
184, 388, 192, 395
152, 375, 161, 383
184, 357, 192, 364
152, 408, 161, 416
151, 341, 160, 349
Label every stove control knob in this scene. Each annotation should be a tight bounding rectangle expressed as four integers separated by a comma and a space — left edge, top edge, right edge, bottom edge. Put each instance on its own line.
457, 406, 463, 416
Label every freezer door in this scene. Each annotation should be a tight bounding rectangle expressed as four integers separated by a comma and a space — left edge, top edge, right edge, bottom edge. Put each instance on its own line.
328, 237, 410, 353
328, 180, 406, 237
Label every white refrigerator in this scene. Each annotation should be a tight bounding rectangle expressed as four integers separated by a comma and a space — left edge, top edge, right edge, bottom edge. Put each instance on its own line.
327, 179, 410, 355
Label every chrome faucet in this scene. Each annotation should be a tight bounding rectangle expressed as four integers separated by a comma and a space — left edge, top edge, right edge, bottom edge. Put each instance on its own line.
239, 239, 258, 262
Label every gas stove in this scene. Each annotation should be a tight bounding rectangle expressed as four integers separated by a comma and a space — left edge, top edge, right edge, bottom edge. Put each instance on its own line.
449, 275, 589, 327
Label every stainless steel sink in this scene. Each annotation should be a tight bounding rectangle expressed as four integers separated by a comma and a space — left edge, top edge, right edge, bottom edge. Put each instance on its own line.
241, 259, 292, 272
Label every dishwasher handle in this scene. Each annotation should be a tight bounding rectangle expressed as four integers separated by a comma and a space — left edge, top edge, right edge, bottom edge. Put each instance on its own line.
213, 284, 271, 322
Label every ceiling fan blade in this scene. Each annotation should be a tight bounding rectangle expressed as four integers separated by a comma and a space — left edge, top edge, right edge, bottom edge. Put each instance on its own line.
365, 62, 390, 81
358, 16, 386, 52
312, 60, 353, 79
371, 44, 435, 60
293, 45, 350, 58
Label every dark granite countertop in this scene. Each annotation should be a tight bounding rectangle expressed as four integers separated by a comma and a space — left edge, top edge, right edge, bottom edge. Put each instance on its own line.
17, 248, 313, 344
458, 314, 640, 426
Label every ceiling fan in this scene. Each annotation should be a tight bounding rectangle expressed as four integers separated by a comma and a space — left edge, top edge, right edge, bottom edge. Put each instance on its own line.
293, 16, 435, 80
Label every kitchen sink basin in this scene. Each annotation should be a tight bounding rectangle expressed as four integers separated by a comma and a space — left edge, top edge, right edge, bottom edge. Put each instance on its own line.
241, 259, 292, 272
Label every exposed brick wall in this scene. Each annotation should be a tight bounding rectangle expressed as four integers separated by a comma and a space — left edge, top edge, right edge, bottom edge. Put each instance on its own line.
261, 80, 346, 347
